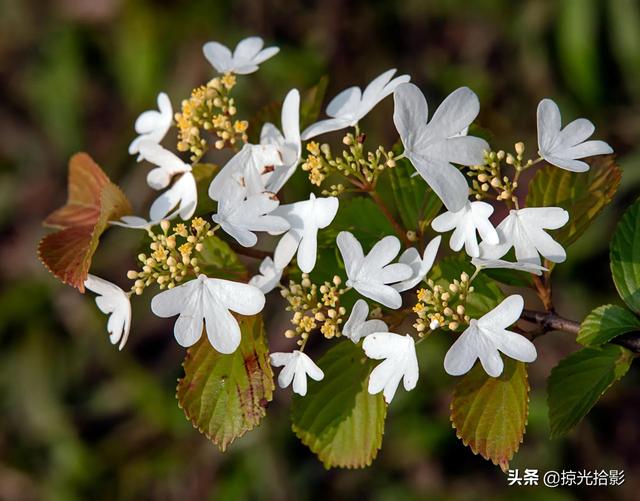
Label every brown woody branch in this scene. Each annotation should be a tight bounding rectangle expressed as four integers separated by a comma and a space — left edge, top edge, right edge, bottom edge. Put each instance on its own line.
520, 309, 640, 354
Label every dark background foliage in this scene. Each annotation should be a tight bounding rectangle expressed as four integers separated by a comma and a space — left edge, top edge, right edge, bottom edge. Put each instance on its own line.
1, 0, 639, 499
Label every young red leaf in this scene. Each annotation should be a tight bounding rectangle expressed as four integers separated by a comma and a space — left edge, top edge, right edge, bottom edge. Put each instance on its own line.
38, 153, 131, 291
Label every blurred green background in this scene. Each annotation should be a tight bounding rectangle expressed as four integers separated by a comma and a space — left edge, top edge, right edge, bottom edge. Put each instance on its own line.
1, 0, 640, 499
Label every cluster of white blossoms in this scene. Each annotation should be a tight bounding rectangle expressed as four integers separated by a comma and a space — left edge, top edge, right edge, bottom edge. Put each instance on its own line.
83, 36, 613, 403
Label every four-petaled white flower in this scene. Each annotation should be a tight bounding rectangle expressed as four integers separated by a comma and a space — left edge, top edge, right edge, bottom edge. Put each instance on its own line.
271, 194, 339, 272
471, 257, 547, 276
203, 36, 279, 75
393, 83, 489, 212
444, 295, 536, 377
431, 201, 499, 258
270, 350, 324, 396
84, 274, 131, 350
479, 207, 569, 265
150, 274, 265, 354
301, 69, 410, 140
138, 142, 197, 221
249, 256, 283, 293
392, 236, 441, 292
537, 98, 613, 172
337, 231, 413, 309
212, 179, 289, 248
342, 299, 389, 343
363, 332, 419, 403
260, 89, 302, 193
208, 143, 283, 201
128, 92, 173, 159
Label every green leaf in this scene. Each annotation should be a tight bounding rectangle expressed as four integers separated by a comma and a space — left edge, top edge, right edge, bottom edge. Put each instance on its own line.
195, 234, 247, 281
430, 256, 504, 318
192, 162, 218, 215
451, 359, 529, 471
291, 341, 386, 469
299, 75, 329, 130
577, 304, 640, 346
320, 196, 395, 248
176, 315, 274, 451
610, 198, 640, 314
526, 156, 621, 247
547, 344, 633, 438
383, 157, 442, 231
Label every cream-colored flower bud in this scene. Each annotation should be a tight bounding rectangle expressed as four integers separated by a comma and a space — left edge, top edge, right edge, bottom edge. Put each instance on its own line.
127, 270, 138, 279
515, 142, 525, 156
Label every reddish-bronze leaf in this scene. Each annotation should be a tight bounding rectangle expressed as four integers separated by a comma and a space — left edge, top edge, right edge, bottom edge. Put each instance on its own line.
38, 153, 131, 291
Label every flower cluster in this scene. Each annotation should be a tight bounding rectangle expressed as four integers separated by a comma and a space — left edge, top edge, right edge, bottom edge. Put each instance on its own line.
413, 273, 473, 335
281, 274, 348, 345
74, 34, 613, 411
127, 217, 214, 294
301, 132, 397, 192
175, 76, 248, 160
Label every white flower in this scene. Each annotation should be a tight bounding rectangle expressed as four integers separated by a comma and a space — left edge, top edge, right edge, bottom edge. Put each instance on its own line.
537, 98, 613, 172
260, 89, 301, 193
363, 332, 419, 403
336, 231, 413, 309
342, 299, 388, 343
479, 207, 569, 265
212, 179, 289, 248
249, 257, 283, 293
208, 143, 283, 201
393, 83, 489, 212
471, 257, 547, 276
128, 92, 173, 159
443, 295, 536, 377
203, 36, 279, 75
84, 274, 131, 350
301, 69, 410, 140
392, 236, 441, 292
431, 201, 499, 257
270, 350, 324, 396
150, 274, 265, 353
138, 142, 197, 221
271, 194, 339, 272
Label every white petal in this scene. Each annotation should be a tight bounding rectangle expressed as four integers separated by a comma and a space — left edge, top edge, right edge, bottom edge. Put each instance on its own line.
233, 36, 264, 60
443, 327, 479, 376
207, 278, 265, 316
491, 329, 537, 363
542, 154, 590, 172
203, 41, 233, 73
326, 86, 362, 117
537, 98, 562, 153
274, 229, 303, 269
362, 235, 401, 271
203, 301, 241, 354
337, 231, 364, 279
557, 118, 595, 148
557, 140, 613, 160
393, 83, 429, 152
409, 154, 469, 212
427, 87, 481, 139
478, 294, 524, 330
353, 281, 403, 309
300, 117, 351, 140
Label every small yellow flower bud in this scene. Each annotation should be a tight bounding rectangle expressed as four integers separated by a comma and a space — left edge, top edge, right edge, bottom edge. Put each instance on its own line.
127, 270, 138, 279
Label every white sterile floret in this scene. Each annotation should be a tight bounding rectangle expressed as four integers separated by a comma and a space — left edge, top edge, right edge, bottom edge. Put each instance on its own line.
128, 92, 173, 159
431, 201, 499, 258
110, 213, 179, 231
202, 36, 279, 75
537, 98, 613, 172
301, 69, 410, 140
150, 274, 265, 354
271, 194, 339, 273
212, 178, 289, 248
392, 236, 441, 292
479, 207, 569, 265
260, 89, 302, 193
84, 274, 131, 350
393, 83, 489, 212
471, 257, 547, 276
270, 350, 324, 396
343, 299, 389, 343
249, 257, 283, 293
208, 143, 283, 201
336, 231, 413, 309
363, 332, 419, 403
444, 295, 536, 377
138, 142, 197, 221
